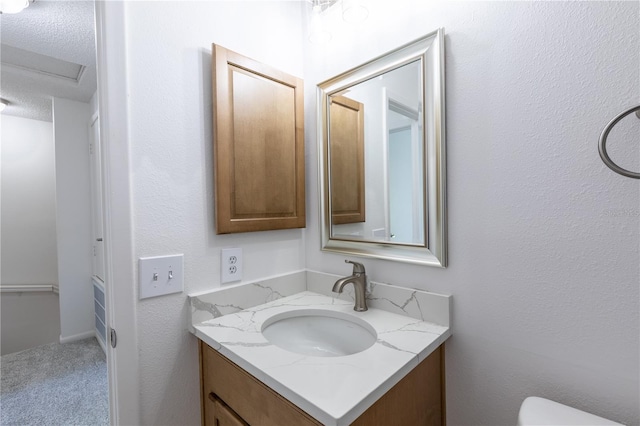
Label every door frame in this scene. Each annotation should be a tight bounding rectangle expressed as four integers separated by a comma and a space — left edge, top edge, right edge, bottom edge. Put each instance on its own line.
89, 112, 105, 283
94, 2, 140, 423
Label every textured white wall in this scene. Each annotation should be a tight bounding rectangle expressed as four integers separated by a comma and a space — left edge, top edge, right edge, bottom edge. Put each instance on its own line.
0, 115, 61, 354
1, 115, 58, 285
120, 2, 305, 423
304, 1, 639, 425
53, 97, 94, 342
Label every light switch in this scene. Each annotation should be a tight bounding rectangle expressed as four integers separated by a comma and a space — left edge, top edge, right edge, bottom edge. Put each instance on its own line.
139, 254, 184, 299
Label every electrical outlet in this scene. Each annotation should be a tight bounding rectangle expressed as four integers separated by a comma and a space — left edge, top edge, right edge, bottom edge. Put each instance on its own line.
139, 254, 184, 299
221, 248, 243, 284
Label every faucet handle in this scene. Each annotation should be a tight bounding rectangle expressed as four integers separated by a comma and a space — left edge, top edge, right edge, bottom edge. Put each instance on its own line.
345, 259, 366, 274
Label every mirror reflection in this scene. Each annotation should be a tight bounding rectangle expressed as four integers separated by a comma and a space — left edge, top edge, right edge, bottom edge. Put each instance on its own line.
319, 29, 447, 267
329, 60, 424, 245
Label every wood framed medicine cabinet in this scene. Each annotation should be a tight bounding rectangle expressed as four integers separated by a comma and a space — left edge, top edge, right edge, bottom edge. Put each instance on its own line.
212, 44, 305, 234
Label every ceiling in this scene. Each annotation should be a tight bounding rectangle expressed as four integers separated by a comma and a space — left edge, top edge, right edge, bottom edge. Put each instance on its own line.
1, 0, 96, 122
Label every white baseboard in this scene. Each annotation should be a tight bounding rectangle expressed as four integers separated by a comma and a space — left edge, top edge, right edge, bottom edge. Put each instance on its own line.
96, 330, 107, 354
59, 330, 96, 344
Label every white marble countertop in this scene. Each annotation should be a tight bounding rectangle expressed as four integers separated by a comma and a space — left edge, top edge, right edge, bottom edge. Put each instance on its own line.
192, 290, 450, 425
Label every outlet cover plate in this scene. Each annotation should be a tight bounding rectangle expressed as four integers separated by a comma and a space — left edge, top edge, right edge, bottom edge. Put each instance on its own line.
139, 254, 184, 299
221, 247, 243, 284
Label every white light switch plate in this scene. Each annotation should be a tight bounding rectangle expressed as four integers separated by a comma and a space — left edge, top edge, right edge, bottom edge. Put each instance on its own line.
139, 254, 184, 299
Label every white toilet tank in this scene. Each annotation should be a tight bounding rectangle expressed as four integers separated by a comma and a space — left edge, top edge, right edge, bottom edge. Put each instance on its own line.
518, 397, 624, 426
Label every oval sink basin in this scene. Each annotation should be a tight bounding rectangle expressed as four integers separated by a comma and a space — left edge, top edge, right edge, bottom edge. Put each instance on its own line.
261, 309, 377, 357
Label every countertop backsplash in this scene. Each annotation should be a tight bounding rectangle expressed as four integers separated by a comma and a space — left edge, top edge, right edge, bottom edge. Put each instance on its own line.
189, 269, 450, 330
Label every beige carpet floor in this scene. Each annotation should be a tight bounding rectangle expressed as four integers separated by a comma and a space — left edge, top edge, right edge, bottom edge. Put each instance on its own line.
0, 337, 108, 426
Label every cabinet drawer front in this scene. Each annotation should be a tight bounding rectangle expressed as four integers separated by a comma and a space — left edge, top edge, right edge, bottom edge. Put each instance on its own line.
201, 344, 320, 426
205, 393, 248, 426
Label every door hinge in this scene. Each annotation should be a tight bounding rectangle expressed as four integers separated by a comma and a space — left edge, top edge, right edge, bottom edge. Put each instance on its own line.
110, 328, 117, 348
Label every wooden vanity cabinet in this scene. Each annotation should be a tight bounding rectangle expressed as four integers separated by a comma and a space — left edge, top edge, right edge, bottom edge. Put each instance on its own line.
200, 341, 320, 426
199, 340, 446, 426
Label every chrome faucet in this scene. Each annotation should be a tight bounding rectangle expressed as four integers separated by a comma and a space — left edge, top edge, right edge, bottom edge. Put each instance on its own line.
332, 260, 368, 312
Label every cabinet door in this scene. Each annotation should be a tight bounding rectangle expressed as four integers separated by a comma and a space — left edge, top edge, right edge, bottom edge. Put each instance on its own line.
329, 95, 365, 225
200, 343, 321, 426
205, 393, 248, 426
213, 44, 305, 234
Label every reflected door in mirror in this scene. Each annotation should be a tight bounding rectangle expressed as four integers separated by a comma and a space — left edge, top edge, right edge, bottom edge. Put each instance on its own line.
388, 125, 424, 244
385, 91, 424, 245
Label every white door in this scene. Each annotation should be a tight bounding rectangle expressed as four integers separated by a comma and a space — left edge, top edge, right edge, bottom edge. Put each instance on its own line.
388, 126, 414, 242
90, 114, 105, 282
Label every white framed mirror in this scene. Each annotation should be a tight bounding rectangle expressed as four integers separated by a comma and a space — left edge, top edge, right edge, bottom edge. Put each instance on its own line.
318, 28, 447, 267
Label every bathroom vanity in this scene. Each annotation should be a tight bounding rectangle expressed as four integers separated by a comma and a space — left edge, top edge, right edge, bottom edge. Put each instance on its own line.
200, 339, 444, 426
192, 32, 451, 423
190, 271, 451, 426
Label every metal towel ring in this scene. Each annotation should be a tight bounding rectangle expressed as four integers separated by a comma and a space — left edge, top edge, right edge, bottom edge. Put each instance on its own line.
598, 105, 640, 179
